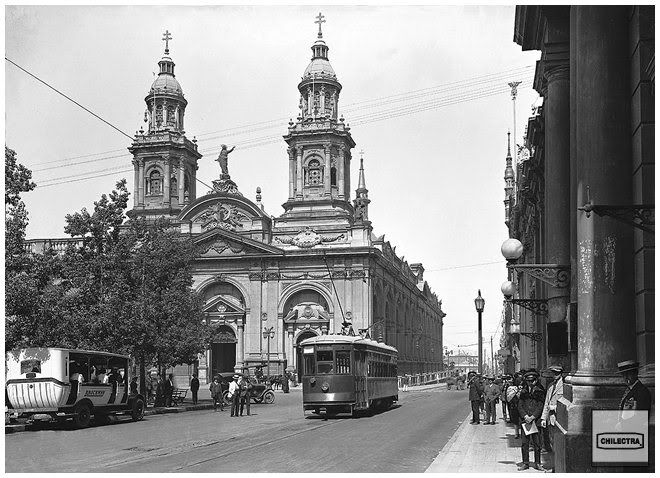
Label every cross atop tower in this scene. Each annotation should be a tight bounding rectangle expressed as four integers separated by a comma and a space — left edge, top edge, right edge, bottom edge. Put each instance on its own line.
162, 29, 172, 54
315, 12, 325, 38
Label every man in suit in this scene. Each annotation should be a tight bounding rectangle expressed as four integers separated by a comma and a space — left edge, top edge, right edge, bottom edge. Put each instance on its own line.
541, 365, 564, 461
617, 360, 652, 412
517, 370, 546, 471
467, 371, 483, 424
190, 373, 200, 405
164, 374, 174, 407
483, 376, 501, 425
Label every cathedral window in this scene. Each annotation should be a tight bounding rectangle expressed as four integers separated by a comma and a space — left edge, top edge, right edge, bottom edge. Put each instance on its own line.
306, 159, 322, 186
170, 176, 178, 197
147, 169, 162, 195
330, 167, 337, 187
184, 175, 190, 201
155, 105, 163, 128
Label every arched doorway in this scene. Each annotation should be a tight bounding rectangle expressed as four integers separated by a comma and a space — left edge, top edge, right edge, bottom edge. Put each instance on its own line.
211, 326, 237, 377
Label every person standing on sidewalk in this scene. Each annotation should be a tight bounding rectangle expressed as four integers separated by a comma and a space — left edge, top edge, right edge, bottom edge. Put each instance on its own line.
210, 376, 224, 411
517, 370, 546, 471
239, 376, 252, 416
506, 373, 522, 438
228, 374, 241, 417
499, 375, 510, 422
467, 371, 483, 424
483, 376, 501, 425
190, 373, 200, 405
540, 365, 563, 469
164, 374, 174, 407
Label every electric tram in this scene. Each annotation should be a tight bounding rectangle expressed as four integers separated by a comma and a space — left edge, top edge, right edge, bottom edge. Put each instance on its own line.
299, 334, 398, 417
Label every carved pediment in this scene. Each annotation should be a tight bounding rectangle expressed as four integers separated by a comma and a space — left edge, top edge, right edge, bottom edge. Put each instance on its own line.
193, 228, 285, 257
194, 203, 251, 232
203, 295, 245, 316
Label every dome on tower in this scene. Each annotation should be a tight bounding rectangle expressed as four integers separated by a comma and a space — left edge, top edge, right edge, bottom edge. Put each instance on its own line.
303, 39, 336, 79
150, 72, 184, 96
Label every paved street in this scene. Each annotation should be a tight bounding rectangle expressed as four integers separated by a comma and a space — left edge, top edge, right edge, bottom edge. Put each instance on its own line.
6, 386, 467, 473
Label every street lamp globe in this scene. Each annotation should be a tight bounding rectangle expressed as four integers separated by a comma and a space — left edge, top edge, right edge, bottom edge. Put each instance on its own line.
501, 238, 524, 261
501, 280, 515, 298
474, 289, 485, 312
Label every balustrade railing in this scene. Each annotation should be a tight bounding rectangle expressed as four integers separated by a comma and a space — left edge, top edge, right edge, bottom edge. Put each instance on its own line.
23, 238, 84, 254
397, 370, 450, 388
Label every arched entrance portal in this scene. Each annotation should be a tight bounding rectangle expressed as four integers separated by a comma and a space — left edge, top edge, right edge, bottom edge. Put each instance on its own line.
211, 326, 237, 377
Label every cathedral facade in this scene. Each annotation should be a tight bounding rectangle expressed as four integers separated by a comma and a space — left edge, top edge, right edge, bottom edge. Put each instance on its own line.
126, 18, 446, 383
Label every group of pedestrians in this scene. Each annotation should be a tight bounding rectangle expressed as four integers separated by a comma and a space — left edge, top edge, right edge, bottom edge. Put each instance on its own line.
466, 366, 564, 471
466, 359, 652, 472
209, 374, 253, 417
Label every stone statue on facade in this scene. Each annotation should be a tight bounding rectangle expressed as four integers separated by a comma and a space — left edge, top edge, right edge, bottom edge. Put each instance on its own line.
216, 145, 236, 176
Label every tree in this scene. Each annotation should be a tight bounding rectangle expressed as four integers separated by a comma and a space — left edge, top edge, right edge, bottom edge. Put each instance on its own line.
5, 146, 36, 265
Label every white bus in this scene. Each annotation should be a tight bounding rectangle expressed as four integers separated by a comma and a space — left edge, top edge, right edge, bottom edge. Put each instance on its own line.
6, 348, 145, 428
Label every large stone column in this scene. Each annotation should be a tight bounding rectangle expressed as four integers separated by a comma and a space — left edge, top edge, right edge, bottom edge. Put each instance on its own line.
288, 148, 295, 199
287, 329, 295, 372
338, 145, 345, 199
236, 320, 245, 371
178, 158, 185, 205
556, 6, 635, 473
544, 54, 571, 370
296, 147, 303, 199
137, 159, 145, 206
323, 144, 331, 196
132, 160, 139, 208
163, 156, 171, 206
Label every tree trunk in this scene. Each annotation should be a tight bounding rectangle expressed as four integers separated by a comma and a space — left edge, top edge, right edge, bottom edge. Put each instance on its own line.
139, 351, 146, 396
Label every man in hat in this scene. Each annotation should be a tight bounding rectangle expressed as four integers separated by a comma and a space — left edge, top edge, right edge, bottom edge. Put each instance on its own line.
517, 369, 546, 471
483, 376, 501, 425
228, 374, 241, 417
467, 371, 483, 424
541, 365, 564, 466
617, 360, 651, 412
500, 374, 511, 422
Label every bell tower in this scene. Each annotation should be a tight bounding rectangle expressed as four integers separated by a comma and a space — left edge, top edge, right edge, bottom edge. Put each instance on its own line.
281, 13, 356, 223
128, 30, 202, 221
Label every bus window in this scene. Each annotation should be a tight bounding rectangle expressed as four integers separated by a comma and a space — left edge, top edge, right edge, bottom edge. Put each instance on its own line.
317, 350, 334, 374
20, 359, 41, 375
336, 351, 351, 374
303, 354, 315, 376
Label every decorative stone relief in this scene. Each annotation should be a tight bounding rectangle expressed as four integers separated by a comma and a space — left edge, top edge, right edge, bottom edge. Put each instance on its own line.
196, 203, 250, 232
275, 226, 345, 248
201, 239, 245, 255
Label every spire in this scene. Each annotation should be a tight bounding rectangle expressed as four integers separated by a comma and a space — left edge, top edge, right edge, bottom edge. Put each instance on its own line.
507, 130, 511, 158
504, 131, 514, 181
357, 150, 367, 191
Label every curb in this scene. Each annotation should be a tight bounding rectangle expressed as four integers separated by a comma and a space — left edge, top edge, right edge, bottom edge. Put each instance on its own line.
425, 412, 472, 472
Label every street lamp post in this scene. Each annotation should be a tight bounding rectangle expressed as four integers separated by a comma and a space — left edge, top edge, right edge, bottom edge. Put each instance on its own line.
474, 290, 485, 374
263, 326, 275, 377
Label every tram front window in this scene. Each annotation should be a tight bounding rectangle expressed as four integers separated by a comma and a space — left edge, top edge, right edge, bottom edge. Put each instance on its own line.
316, 350, 334, 374
336, 351, 351, 374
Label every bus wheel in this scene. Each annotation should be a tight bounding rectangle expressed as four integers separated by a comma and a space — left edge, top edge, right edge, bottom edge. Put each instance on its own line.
263, 391, 275, 404
73, 402, 92, 428
131, 398, 145, 421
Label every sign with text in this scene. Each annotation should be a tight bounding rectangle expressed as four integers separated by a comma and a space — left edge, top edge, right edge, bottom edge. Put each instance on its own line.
592, 410, 648, 466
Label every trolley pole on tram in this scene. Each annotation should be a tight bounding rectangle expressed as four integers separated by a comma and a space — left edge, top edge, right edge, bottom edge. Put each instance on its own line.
263, 326, 275, 377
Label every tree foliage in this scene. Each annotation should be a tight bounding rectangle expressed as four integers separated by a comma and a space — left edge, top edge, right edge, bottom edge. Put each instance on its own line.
6, 178, 211, 374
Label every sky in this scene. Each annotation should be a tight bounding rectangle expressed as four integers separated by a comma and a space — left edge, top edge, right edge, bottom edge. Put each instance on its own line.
5, 4, 541, 361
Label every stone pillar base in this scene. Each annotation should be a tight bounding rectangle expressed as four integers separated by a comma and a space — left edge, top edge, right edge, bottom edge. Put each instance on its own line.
555, 379, 654, 472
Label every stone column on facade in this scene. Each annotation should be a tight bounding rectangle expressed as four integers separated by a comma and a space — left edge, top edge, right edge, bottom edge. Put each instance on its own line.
338, 145, 346, 199
163, 156, 171, 206
543, 55, 571, 370
178, 158, 185, 205
162, 101, 168, 127
236, 319, 245, 371
133, 160, 140, 208
556, 6, 636, 473
138, 158, 145, 206
288, 148, 295, 199
296, 147, 303, 199
287, 329, 295, 372
323, 144, 331, 196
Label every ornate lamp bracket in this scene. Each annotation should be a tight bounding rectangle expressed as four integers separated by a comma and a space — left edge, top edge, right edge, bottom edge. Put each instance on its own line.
507, 298, 548, 316
506, 263, 570, 288
519, 332, 543, 342
579, 202, 655, 234
578, 186, 654, 234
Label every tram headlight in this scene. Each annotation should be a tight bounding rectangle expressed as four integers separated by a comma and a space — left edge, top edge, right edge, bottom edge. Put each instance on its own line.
321, 382, 329, 392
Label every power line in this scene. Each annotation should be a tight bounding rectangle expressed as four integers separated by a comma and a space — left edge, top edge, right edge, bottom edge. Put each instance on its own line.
5, 57, 134, 141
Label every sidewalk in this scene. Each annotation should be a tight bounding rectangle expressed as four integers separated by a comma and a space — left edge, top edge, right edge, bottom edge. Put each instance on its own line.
426, 410, 552, 473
